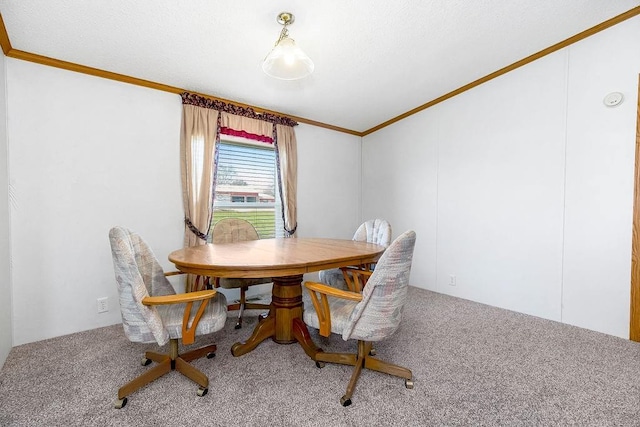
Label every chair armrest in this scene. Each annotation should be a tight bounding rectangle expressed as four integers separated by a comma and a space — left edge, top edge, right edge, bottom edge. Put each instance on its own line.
141, 289, 216, 306
348, 269, 373, 278
142, 290, 217, 346
304, 281, 363, 302
166, 271, 213, 293
304, 281, 362, 337
340, 267, 373, 292
164, 271, 186, 277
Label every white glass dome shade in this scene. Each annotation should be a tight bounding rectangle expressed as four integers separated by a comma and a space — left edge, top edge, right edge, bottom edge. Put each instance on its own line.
262, 36, 314, 80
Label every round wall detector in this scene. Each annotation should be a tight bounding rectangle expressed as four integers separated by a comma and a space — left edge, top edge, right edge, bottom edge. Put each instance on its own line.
603, 92, 624, 107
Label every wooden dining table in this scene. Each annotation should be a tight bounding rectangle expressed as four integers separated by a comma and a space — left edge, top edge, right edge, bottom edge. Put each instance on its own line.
168, 237, 385, 359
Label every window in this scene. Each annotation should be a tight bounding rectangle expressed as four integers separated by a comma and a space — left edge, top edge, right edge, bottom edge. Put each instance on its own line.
212, 140, 283, 238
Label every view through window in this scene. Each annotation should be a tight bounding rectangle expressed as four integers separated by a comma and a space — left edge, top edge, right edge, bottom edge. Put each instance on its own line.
212, 140, 283, 238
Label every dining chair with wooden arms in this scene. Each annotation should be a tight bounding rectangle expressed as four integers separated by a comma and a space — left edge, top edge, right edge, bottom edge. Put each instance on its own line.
108, 226, 228, 408
211, 218, 273, 329
318, 218, 392, 292
303, 230, 417, 406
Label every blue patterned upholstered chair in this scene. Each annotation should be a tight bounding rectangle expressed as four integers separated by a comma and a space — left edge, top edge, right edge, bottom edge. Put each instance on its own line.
109, 227, 227, 409
303, 230, 416, 406
318, 219, 392, 292
211, 218, 273, 329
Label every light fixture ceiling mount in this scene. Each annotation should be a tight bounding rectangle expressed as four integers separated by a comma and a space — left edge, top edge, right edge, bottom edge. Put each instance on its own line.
262, 12, 314, 81
276, 12, 294, 26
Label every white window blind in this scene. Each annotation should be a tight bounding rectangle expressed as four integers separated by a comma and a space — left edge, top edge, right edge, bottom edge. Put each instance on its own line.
212, 140, 283, 238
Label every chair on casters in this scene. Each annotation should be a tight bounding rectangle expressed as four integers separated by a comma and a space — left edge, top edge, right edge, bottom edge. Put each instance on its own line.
108, 226, 227, 409
318, 219, 392, 292
303, 230, 417, 407
211, 218, 272, 329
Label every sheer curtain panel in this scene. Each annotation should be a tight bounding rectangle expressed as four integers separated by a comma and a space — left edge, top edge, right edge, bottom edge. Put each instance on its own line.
275, 124, 298, 237
180, 105, 220, 247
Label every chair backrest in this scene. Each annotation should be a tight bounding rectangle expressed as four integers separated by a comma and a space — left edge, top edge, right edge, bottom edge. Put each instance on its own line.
212, 218, 260, 243
108, 227, 175, 345
341, 230, 416, 341
352, 219, 392, 247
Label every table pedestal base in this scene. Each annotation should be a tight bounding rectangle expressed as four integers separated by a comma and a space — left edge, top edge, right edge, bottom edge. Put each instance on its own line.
230, 274, 320, 360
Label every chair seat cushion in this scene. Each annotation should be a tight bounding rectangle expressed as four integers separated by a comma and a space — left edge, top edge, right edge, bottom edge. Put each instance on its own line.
303, 294, 358, 336
159, 293, 228, 340
318, 268, 348, 290
131, 293, 228, 342
217, 277, 272, 289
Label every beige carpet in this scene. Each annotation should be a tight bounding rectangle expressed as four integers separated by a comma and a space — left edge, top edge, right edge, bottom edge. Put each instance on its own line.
1, 287, 639, 426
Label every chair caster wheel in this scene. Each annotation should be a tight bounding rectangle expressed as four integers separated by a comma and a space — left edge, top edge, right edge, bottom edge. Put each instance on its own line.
206, 352, 216, 359
197, 387, 208, 397
141, 357, 151, 366
405, 379, 414, 389
114, 397, 127, 409
340, 396, 352, 407
234, 323, 242, 330
315, 361, 326, 368
369, 348, 377, 356
231, 343, 241, 357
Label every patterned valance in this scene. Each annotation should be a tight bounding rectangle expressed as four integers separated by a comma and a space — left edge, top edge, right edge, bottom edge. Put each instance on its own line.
220, 113, 274, 143
181, 92, 298, 127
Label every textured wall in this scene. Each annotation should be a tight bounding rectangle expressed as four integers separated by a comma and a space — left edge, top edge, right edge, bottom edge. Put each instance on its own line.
5, 59, 362, 345
362, 16, 640, 338
0, 51, 11, 366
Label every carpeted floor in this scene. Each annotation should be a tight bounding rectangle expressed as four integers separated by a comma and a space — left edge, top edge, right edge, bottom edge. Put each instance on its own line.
1, 287, 639, 427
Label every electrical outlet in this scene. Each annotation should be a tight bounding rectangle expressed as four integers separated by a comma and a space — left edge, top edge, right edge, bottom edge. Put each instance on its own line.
449, 275, 456, 286
97, 297, 108, 313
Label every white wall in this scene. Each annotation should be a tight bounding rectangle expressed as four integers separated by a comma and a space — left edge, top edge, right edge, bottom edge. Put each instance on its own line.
296, 124, 362, 240
6, 14, 636, 347
363, 16, 640, 338
0, 51, 11, 366
7, 60, 184, 345
6, 59, 362, 345
562, 20, 639, 335
296, 124, 362, 283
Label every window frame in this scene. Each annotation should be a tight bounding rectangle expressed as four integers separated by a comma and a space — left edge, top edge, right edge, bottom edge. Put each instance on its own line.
212, 135, 283, 239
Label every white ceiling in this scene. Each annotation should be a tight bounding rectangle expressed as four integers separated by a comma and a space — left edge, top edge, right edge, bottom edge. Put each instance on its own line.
1, 1, 639, 133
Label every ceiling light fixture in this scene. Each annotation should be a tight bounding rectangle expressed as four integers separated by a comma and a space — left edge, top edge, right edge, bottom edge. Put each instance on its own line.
262, 12, 314, 80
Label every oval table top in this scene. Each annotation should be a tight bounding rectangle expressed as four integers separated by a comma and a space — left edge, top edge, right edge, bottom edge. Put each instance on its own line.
168, 237, 385, 278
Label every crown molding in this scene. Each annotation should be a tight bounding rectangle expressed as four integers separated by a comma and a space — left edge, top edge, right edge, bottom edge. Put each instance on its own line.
0, 14, 361, 137
0, 6, 639, 138
362, 5, 640, 136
